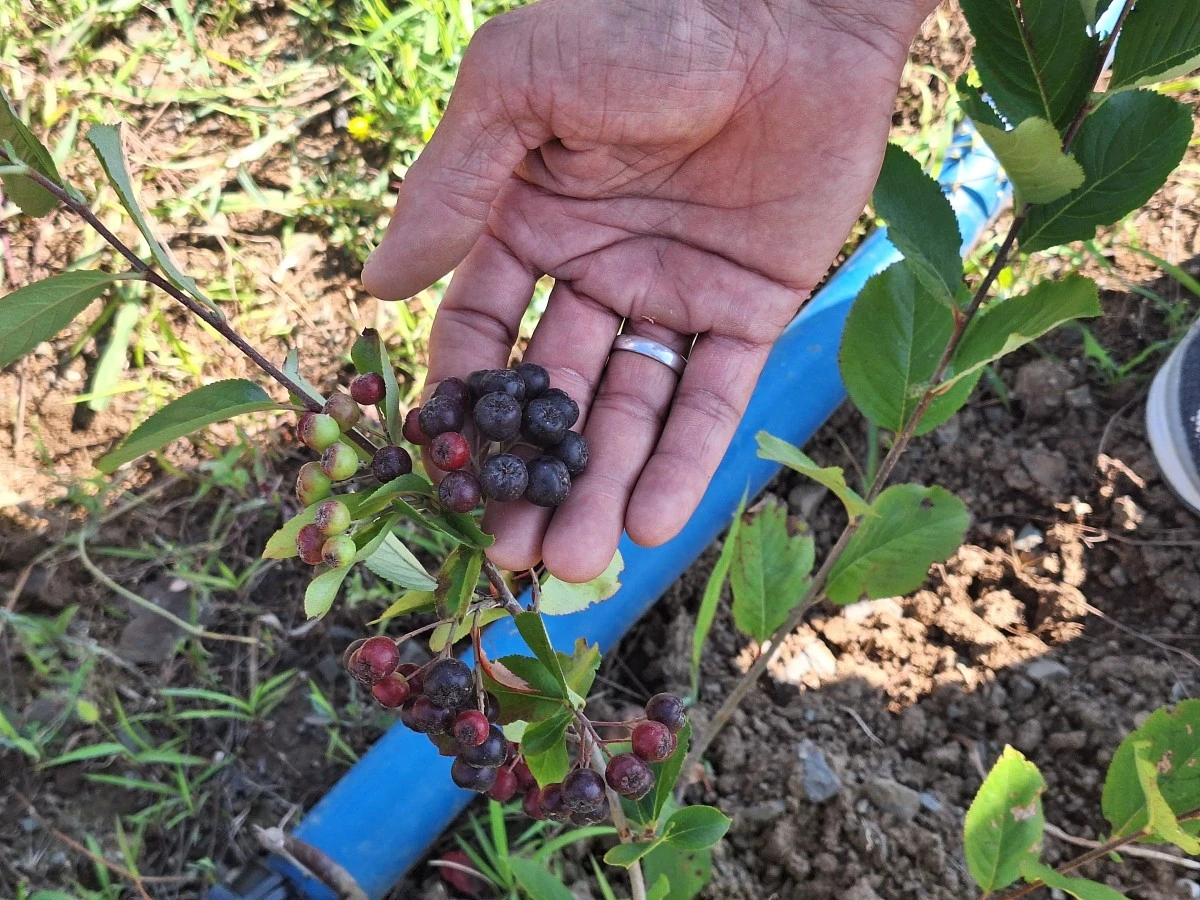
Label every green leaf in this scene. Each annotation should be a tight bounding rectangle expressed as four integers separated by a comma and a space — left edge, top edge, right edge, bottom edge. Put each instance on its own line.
826, 484, 969, 606
691, 499, 743, 698
626, 723, 692, 830
839, 261, 980, 435
1018, 859, 1126, 899
729, 500, 814, 642
1110, 0, 1200, 90
1020, 91, 1193, 253
973, 117, 1086, 205
96, 379, 275, 474
304, 566, 351, 618
646, 875, 671, 900
514, 612, 573, 702
370, 589, 436, 622
957, 77, 1007, 131
44, 742, 130, 766
521, 709, 573, 787
429, 607, 508, 652
282, 347, 324, 405
439, 510, 495, 549
482, 654, 568, 724
604, 841, 660, 868
352, 473, 435, 520
435, 547, 484, 619
0, 87, 66, 216
756, 433, 870, 518
945, 276, 1101, 390
643, 844, 714, 900
1131, 740, 1200, 853
351, 513, 402, 564
350, 328, 402, 443
662, 806, 731, 851
509, 857, 575, 900
1103, 699, 1200, 843
539, 550, 623, 615
88, 297, 140, 413
0, 270, 127, 368
86, 125, 221, 317
564, 639, 602, 700
363, 532, 436, 590
872, 142, 962, 304
963, 746, 1046, 891
959, 0, 1099, 132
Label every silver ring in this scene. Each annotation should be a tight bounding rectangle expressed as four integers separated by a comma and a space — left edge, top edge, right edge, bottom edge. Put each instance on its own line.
611, 334, 687, 376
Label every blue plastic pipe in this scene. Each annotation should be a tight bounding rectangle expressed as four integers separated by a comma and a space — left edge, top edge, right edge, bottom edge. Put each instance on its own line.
275, 128, 1012, 900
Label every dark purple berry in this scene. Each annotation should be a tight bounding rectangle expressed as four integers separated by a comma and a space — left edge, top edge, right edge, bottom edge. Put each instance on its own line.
296, 524, 326, 565
632, 721, 676, 763
467, 369, 489, 402
473, 391, 523, 441
347, 636, 399, 685
371, 674, 410, 709
324, 393, 361, 431
371, 445, 413, 482
520, 397, 569, 447
483, 692, 501, 723
524, 457, 571, 507
423, 658, 473, 709
412, 696, 456, 734
403, 407, 427, 444
438, 470, 482, 512
547, 431, 589, 476
523, 787, 546, 819
488, 767, 519, 802
606, 753, 654, 799
537, 783, 571, 822
429, 431, 471, 471
645, 693, 687, 732
478, 369, 525, 402
561, 768, 606, 814
451, 758, 498, 792
514, 362, 550, 398
460, 725, 508, 768
399, 698, 421, 731
433, 376, 471, 407
453, 710, 491, 749
571, 797, 610, 825
418, 395, 465, 437
350, 373, 386, 406
478, 453, 529, 502
540, 388, 579, 429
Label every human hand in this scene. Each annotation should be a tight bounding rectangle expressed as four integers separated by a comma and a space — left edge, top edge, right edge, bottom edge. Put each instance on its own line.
362, 0, 936, 582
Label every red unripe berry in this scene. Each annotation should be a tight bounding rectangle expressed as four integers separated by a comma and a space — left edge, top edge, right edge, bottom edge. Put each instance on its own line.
321, 534, 356, 568
371, 674, 410, 708
522, 787, 546, 820
451, 757, 498, 792
402, 407, 427, 444
296, 523, 326, 565
347, 635, 400, 685
631, 721, 677, 763
453, 709, 491, 749
437, 850, 488, 897
512, 759, 536, 791
314, 499, 351, 536
488, 767, 519, 803
429, 431, 471, 471
299, 412, 341, 451
296, 461, 332, 506
350, 372, 386, 406
396, 662, 424, 695
323, 392, 361, 431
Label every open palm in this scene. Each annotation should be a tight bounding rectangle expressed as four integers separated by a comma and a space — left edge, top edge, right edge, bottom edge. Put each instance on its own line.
362, 0, 934, 581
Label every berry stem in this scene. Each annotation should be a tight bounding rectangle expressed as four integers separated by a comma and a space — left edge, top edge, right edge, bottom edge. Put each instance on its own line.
481, 559, 524, 616
392, 619, 449, 647
589, 742, 647, 900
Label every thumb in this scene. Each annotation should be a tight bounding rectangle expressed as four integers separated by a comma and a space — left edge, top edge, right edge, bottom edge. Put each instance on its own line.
361, 14, 548, 301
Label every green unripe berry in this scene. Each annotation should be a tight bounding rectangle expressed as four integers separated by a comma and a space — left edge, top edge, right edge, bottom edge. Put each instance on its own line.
320, 443, 359, 481
324, 393, 362, 432
321, 534, 356, 568
314, 499, 351, 536
296, 462, 332, 506
299, 412, 342, 452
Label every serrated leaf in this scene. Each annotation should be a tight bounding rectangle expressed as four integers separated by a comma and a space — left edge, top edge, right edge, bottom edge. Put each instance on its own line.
826, 484, 969, 606
429, 607, 508, 652
352, 473, 435, 520
974, 117, 1085, 205
509, 857, 574, 900
1103, 699, 1200, 843
643, 844, 713, 900
957, 77, 1007, 131
0, 87, 66, 216
514, 612, 573, 701
435, 547, 484, 619
959, 0, 1099, 132
729, 500, 813, 642
839, 261, 980, 436
963, 746, 1046, 891
1131, 740, 1200, 853
370, 589, 436, 623
626, 723, 692, 830
604, 841, 660, 869
1021, 91, 1193, 253
538, 550, 623, 615
945, 276, 1101, 391
691, 500, 743, 698
1110, 0, 1200, 90
521, 709, 573, 787
350, 328, 402, 443
756, 433, 870, 518
351, 513, 403, 564
304, 566, 350, 618
482, 654, 568, 724
564, 639, 601, 700
1018, 859, 1125, 899
662, 806, 731, 851
86, 124, 220, 317
96, 379, 275, 474
872, 143, 962, 304
0, 270, 127, 368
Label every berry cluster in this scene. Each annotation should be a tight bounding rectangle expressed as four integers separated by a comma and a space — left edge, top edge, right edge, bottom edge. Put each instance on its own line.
406, 363, 589, 513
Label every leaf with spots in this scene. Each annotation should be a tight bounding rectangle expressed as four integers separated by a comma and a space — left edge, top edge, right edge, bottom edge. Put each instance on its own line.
963, 746, 1046, 891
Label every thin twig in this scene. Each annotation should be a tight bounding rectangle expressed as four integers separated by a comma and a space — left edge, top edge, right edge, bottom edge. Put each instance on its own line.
253, 826, 368, 900
482, 559, 524, 616
1044, 822, 1200, 871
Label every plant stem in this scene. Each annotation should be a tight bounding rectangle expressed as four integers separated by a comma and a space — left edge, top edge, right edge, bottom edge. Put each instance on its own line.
482, 559, 524, 616
995, 808, 1200, 898
590, 742, 648, 900
0, 148, 378, 457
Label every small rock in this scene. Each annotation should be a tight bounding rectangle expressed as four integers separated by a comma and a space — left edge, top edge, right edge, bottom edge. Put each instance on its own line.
1048, 730, 1088, 751
1065, 385, 1092, 408
933, 417, 961, 448
1015, 719, 1043, 752
843, 598, 904, 623
865, 778, 922, 822
1024, 658, 1070, 684
918, 791, 942, 813
1013, 359, 1075, 420
740, 799, 787, 825
1009, 675, 1036, 703
788, 483, 828, 520
1021, 448, 1070, 496
796, 739, 842, 803
845, 880, 884, 900
801, 639, 838, 679
1013, 525, 1044, 552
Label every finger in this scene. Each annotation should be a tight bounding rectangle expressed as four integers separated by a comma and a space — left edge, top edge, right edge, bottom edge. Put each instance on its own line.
481, 282, 621, 574
540, 322, 692, 582
360, 14, 550, 301
626, 331, 774, 547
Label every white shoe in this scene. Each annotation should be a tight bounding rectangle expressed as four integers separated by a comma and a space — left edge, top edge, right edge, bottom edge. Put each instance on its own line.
1146, 318, 1200, 516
